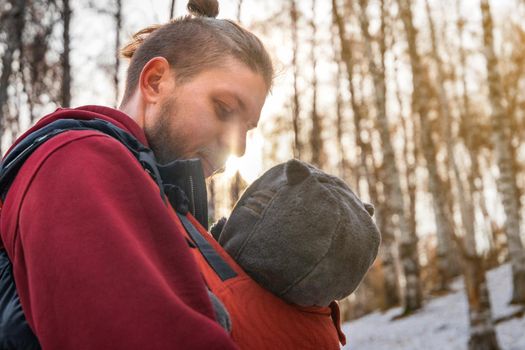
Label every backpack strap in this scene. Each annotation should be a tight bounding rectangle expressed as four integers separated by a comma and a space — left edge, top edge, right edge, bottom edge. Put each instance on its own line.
0, 118, 164, 202
0, 251, 41, 349
177, 213, 237, 281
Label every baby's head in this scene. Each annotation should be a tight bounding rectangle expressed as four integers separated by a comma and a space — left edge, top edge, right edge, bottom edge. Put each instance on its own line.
215, 159, 381, 307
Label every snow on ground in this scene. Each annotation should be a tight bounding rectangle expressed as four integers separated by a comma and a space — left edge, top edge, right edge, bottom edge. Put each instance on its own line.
342, 264, 525, 350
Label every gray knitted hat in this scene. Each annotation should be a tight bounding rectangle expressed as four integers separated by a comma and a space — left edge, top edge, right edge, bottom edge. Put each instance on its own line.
217, 159, 381, 307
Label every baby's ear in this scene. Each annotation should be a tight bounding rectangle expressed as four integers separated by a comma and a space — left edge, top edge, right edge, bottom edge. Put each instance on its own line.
285, 159, 311, 185
364, 203, 375, 216
210, 217, 227, 241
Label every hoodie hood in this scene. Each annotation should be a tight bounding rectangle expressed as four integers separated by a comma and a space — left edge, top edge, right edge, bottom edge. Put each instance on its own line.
5, 105, 147, 157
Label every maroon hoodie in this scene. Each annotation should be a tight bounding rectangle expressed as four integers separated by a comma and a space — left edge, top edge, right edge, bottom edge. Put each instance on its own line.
0, 106, 237, 349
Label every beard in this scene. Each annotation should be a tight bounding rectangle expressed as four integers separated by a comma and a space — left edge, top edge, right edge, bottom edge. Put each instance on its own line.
144, 98, 184, 165
144, 98, 229, 175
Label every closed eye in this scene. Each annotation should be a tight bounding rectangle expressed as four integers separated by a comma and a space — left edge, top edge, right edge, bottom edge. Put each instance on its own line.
214, 100, 234, 121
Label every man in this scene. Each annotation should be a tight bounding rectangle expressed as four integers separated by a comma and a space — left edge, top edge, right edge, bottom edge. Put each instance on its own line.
0, 0, 273, 348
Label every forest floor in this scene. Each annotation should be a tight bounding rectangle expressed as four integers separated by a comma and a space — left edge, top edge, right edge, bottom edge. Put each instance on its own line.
342, 263, 525, 350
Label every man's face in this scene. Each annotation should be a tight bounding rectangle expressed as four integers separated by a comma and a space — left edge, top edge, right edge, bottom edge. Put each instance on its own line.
144, 59, 268, 177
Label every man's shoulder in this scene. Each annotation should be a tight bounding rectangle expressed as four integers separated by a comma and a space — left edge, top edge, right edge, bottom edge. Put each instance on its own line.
4, 129, 148, 215
0, 129, 152, 254
21, 129, 138, 173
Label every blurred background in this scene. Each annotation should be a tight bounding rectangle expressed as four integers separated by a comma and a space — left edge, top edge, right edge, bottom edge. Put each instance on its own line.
1, 0, 525, 349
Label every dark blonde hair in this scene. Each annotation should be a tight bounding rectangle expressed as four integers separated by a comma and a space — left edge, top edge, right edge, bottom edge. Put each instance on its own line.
120, 0, 273, 103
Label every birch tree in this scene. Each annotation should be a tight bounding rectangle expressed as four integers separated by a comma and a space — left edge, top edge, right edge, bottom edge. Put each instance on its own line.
0, 0, 26, 147
440, 5, 500, 347
460, 235, 501, 350
356, 0, 421, 311
424, 0, 466, 287
236, 0, 242, 23
333, 52, 347, 181
208, 178, 217, 223
114, 0, 122, 107
390, 10, 419, 289
397, 0, 458, 293
333, 0, 401, 309
455, 8, 495, 255
290, 0, 302, 159
1, 0, 61, 143
309, 0, 325, 168
230, 170, 246, 207
170, 0, 176, 18
61, 0, 71, 107
480, 0, 525, 304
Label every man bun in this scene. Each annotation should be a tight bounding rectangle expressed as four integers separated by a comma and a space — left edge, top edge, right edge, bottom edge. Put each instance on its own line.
187, 0, 219, 18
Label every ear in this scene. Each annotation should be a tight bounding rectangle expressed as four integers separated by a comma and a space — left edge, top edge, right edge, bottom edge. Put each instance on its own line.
364, 202, 375, 216
285, 159, 311, 185
139, 57, 173, 104
210, 217, 228, 241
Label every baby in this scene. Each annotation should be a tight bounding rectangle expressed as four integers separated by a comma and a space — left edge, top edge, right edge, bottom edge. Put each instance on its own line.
211, 159, 381, 307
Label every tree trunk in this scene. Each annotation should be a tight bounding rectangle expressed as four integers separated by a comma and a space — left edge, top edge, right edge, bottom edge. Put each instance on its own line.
0, 0, 26, 151
114, 0, 122, 107
332, 0, 400, 309
455, 8, 495, 254
356, 0, 421, 312
333, 52, 346, 180
329, 7, 346, 180
398, 0, 458, 295
309, 0, 324, 168
208, 178, 216, 224
398, 86, 418, 272
391, 13, 418, 271
437, 4, 501, 347
170, 0, 176, 18
230, 171, 246, 208
463, 254, 501, 350
236, 0, 242, 23
61, 0, 71, 107
480, 0, 525, 304
290, 0, 302, 159
425, 0, 466, 286
459, 227, 501, 350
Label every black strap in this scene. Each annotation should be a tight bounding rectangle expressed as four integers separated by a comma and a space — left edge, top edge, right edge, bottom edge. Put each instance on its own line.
177, 213, 237, 281
0, 251, 40, 349
0, 119, 165, 201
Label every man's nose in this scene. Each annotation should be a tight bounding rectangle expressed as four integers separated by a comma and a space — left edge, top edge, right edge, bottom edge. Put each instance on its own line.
225, 125, 247, 157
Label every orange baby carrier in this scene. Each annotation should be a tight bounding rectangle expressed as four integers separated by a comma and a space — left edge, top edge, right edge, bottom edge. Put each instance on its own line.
172, 212, 347, 350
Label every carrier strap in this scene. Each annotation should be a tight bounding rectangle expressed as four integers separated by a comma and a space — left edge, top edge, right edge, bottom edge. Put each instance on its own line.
177, 213, 237, 281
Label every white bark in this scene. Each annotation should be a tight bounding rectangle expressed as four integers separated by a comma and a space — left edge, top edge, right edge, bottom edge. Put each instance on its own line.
357, 0, 421, 312
290, 0, 302, 158
480, 0, 525, 304
332, 0, 401, 308
309, 0, 324, 168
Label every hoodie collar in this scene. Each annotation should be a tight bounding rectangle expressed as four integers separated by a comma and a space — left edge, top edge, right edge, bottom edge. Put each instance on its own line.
6, 105, 148, 156
75, 105, 148, 145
